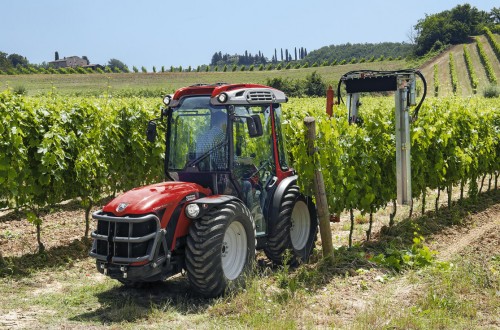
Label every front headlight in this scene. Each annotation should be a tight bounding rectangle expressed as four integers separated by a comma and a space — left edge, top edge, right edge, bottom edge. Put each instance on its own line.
185, 203, 200, 219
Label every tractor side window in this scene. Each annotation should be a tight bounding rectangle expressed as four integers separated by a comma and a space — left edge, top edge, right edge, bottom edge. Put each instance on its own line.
232, 106, 274, 234
273, 104, 290, 171
194, 110, 229, 171
169, 109, 210, 170
168, 96, 228, 173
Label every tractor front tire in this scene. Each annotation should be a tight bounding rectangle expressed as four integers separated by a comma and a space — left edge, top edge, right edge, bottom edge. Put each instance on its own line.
264, 185, 318, 265
186, 200, 256, 297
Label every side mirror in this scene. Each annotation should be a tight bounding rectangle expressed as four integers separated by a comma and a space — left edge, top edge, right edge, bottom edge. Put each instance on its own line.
247, 115, 263, 138
146, 121, 157, 143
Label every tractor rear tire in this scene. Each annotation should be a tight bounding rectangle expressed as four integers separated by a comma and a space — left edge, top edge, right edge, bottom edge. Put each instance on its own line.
264, 185, 318, 265
186, 200, 256, 297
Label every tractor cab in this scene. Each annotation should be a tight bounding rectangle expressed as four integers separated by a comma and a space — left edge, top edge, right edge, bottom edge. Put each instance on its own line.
149, 84, 292, 236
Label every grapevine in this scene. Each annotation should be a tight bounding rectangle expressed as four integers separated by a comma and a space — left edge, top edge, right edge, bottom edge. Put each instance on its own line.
463, 45, 478, 93
476, 37, 498, 84
0, 91, 498, 249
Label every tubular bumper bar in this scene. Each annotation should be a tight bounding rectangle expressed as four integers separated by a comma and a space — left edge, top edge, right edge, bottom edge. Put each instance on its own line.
89, 210, 167, 264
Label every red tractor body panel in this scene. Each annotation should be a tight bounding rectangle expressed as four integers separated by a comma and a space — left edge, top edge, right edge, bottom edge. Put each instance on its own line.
103, 181, 211, 228
172, 84, 277, 101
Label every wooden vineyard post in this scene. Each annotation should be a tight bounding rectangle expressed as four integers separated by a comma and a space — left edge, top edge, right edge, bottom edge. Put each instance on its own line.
304, 117, 334, 258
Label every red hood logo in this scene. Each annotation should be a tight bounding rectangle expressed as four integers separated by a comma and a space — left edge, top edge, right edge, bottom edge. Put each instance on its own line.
116, 202, 129, 213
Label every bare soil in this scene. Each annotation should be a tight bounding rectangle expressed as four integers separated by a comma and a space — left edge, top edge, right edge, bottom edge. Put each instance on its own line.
0, 189, 499, 329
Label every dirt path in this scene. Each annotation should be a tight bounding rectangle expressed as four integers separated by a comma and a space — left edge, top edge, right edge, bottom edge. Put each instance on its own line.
0, 193, 499, 329
436, 205, 500, 261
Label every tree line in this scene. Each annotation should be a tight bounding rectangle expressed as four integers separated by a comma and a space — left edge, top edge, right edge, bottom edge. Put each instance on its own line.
210, 47, 308, 66
413, 4, 499, 55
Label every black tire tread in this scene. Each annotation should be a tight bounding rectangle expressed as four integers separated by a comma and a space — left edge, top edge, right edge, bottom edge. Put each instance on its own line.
186, 200, 255, 297
264, 185, 317, 265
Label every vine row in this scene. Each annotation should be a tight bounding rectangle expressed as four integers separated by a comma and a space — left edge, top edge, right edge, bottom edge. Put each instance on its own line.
463, 45, 478, 94
476, 37, 498, 84
448, 53, 459, 95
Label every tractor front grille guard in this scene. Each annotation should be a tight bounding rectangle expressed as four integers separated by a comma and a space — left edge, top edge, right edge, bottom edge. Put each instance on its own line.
90, 211, 168, 264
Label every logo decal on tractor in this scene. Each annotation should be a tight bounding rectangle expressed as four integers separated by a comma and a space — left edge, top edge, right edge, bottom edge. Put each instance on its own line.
186, 194, 196, 201
116, 203, 129, 213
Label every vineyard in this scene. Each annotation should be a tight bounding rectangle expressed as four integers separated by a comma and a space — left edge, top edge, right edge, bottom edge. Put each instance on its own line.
421, 28, 500, 96
0, 87, 499, 328
0, 90, 498, 251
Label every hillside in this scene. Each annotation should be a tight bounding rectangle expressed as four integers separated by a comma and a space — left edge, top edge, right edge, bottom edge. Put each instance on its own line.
420, 34, 500, 97
0, 33, 498, 97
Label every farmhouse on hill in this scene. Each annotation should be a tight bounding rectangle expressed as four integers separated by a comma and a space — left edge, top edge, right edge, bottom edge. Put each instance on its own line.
49, 55, 88, 68
48, 52, 104, 70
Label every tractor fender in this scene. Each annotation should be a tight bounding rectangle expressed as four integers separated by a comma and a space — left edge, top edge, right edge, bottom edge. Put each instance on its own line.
187, 195, 245, 220
268, 175, 298, 228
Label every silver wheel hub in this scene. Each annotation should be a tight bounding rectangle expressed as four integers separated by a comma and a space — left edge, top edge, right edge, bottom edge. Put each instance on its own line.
290, 200, 311, 250
221, 221, 248, 280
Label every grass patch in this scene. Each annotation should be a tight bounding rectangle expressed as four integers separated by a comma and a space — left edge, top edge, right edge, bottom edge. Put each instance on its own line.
352, 254, 500, 329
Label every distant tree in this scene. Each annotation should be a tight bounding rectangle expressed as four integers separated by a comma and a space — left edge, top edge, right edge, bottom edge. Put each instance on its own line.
132, 66, 138, 73
153, 66, 156, 73
491, 7, 500, 23
0, 52, 12, 71
413, 4, 493, 55
55, 51, 59, 61
82, 56, 90, 65
162, 66, 165, 72
8, 54, 28, 67
142, 66, 148, 73
108, 58, 129, 72
304, 71, 326, 97
294, 47, 297, 61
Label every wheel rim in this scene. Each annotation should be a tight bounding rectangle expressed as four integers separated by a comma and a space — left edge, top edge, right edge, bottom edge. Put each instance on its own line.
221, 220, 248, 280
290, 200, 311, 250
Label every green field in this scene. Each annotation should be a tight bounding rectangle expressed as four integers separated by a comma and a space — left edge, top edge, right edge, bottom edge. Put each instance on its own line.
1, 31, 499, 98
0, 61, 408, 96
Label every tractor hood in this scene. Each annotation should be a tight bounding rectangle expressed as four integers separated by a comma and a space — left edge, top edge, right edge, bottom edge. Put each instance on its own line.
103, 181, 211, 216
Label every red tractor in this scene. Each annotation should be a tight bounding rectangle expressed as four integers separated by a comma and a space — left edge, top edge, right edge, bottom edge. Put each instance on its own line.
90, 83, 318, 297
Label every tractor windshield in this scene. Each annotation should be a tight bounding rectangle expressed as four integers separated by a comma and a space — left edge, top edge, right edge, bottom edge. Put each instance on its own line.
167, 96, 228, 172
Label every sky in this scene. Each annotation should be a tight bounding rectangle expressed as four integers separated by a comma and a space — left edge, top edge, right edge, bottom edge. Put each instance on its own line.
1, 0, 496, 69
